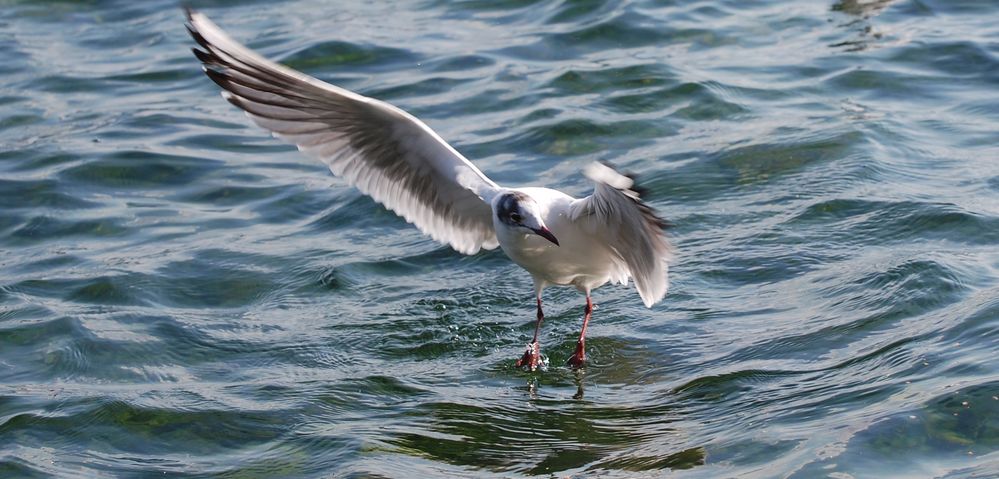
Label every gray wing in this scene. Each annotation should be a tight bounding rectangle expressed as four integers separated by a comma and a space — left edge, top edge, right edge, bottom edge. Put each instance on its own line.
569, 163, 671, 307
186, 9, 501, 254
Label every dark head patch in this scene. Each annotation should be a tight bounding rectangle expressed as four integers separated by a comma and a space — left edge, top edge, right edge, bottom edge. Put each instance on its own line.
496, 191, 529, 225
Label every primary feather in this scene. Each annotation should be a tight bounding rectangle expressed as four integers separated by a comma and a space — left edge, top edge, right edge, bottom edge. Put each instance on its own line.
186, 9, 500, 255
186, 10, 671, 309
571, 163, 671, 307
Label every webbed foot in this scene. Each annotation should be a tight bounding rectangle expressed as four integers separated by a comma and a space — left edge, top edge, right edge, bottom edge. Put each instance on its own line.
515, 341, 541, 371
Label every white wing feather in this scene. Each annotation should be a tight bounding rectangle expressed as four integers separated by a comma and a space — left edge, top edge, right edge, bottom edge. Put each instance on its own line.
186, 10, 500, 254
570, 163, 671, 307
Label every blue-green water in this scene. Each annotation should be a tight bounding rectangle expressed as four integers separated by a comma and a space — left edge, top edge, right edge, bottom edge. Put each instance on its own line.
2, 0, 998, 477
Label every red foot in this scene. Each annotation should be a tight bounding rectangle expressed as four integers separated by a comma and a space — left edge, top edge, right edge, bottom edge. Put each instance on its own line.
515, 341, 541, 371
567, 341, 586, 368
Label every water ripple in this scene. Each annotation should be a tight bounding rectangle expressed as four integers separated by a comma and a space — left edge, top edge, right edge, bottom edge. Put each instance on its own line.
0, 0, 997, 477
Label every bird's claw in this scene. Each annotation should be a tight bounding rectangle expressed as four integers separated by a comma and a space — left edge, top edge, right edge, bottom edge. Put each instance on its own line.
515, 342, 541, 371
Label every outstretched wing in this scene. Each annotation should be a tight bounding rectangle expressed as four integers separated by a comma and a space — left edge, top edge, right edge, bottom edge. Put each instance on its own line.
186, 9, 501, 254
569, 163, 671, 307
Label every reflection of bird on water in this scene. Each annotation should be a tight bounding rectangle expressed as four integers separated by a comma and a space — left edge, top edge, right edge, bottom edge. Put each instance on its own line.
185, 9, 672, 371
830, 0, 898, 52
832, 0, 896, 17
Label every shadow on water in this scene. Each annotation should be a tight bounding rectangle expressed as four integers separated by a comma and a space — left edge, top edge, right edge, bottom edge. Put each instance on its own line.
383, 393, 707, 475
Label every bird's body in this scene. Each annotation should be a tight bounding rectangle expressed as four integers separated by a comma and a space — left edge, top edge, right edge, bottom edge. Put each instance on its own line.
185, 9, 672, 370
494, 187, 623, 295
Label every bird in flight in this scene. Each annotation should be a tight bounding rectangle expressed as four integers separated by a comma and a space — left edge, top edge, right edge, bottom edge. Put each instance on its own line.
185, 9, 671, 371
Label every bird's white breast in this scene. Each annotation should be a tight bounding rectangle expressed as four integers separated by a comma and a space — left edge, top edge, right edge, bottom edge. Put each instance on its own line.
494, 187, 627, 292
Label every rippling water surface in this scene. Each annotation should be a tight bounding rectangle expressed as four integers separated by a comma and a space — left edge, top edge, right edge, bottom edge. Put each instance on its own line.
2, 0, 998, 477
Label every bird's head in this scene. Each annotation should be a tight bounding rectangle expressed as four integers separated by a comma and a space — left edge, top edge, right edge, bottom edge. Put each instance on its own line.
495, 192, 559, 246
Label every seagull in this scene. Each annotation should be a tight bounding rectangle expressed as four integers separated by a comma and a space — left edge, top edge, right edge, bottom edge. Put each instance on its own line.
185, 9, 671, 371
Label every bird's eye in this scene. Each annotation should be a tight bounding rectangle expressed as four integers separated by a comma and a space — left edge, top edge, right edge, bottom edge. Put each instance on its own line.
510, 213, 523, 223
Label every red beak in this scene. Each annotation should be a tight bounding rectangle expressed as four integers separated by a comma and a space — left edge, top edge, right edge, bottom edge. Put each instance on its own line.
532, 226, 560, 246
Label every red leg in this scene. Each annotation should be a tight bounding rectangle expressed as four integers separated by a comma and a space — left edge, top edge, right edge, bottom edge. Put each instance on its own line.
567, 296, 592, 368
515, 297, 544, 371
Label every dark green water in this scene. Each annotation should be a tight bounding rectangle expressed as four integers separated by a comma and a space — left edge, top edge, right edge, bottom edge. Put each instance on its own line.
2, 0, 998, 477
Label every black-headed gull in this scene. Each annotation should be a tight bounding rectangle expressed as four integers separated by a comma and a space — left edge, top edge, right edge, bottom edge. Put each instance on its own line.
185, 9, 671, 371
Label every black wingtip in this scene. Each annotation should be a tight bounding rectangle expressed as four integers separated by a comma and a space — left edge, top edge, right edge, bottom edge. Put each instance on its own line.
192, 47, 214, 65
203, 66, 234, 90
186, 22, 209, 50
630, 182, 649, 198
221, 92, 247, 110
182, 5, 196, 22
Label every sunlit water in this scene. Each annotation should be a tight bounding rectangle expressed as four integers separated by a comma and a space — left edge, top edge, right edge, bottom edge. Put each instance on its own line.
2, 0, 998, 477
